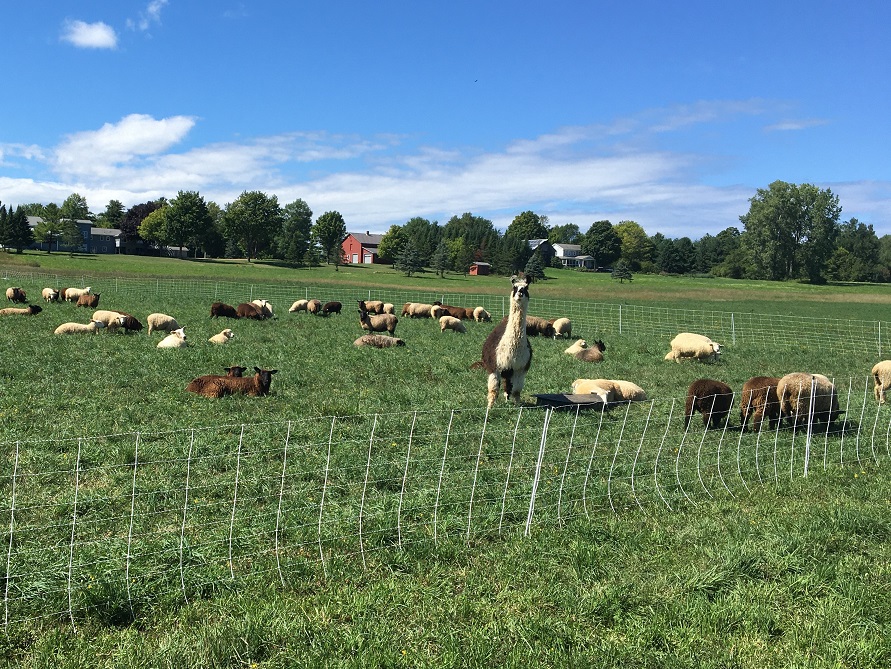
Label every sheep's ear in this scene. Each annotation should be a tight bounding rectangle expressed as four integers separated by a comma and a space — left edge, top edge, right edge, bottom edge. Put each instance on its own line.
254, 367, 261, 374
270, 370, 278, 374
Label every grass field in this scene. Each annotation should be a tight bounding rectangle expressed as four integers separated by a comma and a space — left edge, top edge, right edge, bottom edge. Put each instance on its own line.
1, 254, 890, 667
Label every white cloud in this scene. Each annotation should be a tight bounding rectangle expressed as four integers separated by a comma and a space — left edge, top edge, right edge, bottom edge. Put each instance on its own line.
60, 20, 118, 49
764, 119, 829, 132
127, 0, 169, 31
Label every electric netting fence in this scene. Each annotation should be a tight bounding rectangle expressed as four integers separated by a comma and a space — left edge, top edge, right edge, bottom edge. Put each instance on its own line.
2, 378, 890, 630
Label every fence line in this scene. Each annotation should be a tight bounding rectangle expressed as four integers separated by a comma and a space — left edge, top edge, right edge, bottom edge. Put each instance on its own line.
1, 380, 890, 629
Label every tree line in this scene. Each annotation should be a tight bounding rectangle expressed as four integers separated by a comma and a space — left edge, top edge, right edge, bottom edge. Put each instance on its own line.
2, 180, 889, 283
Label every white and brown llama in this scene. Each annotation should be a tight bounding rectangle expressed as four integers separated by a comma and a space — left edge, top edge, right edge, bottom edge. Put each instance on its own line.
480, 276, 532, 408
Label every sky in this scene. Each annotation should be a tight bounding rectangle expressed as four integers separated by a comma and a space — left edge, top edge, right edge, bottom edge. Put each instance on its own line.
1, 1, 890, 239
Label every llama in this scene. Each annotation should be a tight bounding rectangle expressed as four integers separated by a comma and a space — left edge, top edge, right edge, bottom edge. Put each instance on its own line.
480, 276, 532, 408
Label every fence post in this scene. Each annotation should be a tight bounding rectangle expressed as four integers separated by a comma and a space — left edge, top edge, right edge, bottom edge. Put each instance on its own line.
879, 321, 882, 358
731, 313, 736, 346
619, 304, 623, 335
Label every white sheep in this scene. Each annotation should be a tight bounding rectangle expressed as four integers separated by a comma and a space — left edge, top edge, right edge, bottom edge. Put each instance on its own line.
91, 309, 128, 332
42, 288, 60, 302
573, 378, 646, 403
439, 315, 467, 334
564, 338, 606, 362
252, 299, 274, 317
209, 328, 235, 345
777, 372, 839, 426
62, 286, 91, 302
289, 299, 309, 313
401, 302, 436, 318
147, 313, 181, 335
568, 379, 610, 404
382, 303, 395, 314
664, 332, 721, 363
550, 317, 572, 339
157, 327, 188, 349
872, 361, 891, 404
473, 306, 492, 322
54, 319, 106, 334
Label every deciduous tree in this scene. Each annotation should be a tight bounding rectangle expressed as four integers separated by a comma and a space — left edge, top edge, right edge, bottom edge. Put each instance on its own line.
223, 191, 283, 262
581, 220, 621, 269
313, 211, 347, 266
276, 198, 314, 263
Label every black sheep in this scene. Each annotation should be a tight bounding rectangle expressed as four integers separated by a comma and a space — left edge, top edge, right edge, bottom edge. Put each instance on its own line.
684, 378, 734, 429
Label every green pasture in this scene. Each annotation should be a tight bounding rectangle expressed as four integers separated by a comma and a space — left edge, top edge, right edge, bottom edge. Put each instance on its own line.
0, 259, 890, 667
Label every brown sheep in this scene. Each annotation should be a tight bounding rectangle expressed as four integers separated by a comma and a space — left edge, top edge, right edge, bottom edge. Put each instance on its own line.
184, 365, 247, 394
236, 302, 269, 320
76, 293, 101, 308
739, 376, 781, 432
5, 287, 27, 303
307, 299, 323, 315
186, 367, 278, 398
684, 379, 734, 430
210, 302, 239, 319
320, 301, 343, 316
440, 304, 469, 319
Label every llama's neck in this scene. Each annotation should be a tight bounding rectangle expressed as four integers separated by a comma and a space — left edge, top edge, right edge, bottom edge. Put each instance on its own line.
496, 296, 528, 364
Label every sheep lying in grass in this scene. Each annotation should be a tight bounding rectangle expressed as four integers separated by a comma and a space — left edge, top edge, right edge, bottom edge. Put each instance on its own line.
473, 306, 491, 322
0, 304, 42, 316
572, 378, 646, 403
740, 376, 781, 432
147, 313, 181, 335
210, 302, 239, 319
157, 327, 188, 349
62, 286, 91, 303
684, 379, 734, 430
359, 309, 398, 335
92, 309, 143, 333
549, 317, 572, 339
439, 315, 467, 333
525, 315, 555, 338
777, 372, 840, 427
354, 334, 406, 348
209, 328, 235, 344
76, 293, 100, 308
42, 288, 60, 302
871, 360, 891, 404
183, 365, 247, 394
186, 367, 278, 398
6, 287, 27, 303
564, 339, 605, 362
567, 380, 610, 404
54, 319, 106, 334
289, 299, 309, 313
664, 332, 721, 363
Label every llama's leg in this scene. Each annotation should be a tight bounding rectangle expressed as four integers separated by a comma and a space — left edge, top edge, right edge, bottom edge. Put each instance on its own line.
487, 373, 500, 408
509, 369, 526, 404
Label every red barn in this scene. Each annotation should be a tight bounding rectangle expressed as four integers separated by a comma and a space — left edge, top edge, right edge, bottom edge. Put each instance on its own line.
342, 231, 385, 264
469, 261, 491, 276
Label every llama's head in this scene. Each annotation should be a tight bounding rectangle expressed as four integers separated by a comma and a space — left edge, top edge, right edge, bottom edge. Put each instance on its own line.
509, 276, 530, 308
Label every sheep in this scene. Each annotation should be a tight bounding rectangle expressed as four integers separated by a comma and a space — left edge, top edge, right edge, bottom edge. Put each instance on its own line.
147, 313, 181, 335
157, 327, 188, 349
525, 315, 555, 338
183, 365, 250, 395
439, 315, 467, 333
777, 372, 840, 427
871, 361, 891, 404
360, 300, 385, 314
567, 380, 610, 404
739, 376, 781, 432
473, 306, 491, 322
382, 303, 395, 315
54, 319, 106, 335
430, 304, 446, 319
92, 309, 142, 333
289, 299, 309, 313
210, 301, 239, 319
684, 379, 734, 430
572, 378, 646, 403
116, 311, 143, 333
186, 367, 278, 398
549, 317, 572, 339
354, 334, 406, 348
62, 286, 91, 303
564, 338, 605, 362
440, 304, 469, 319
236, 302, 269, 320
0, 304, 42, 316
42, 288, 60, 302
5, 287, 27, 303
401, 302, 436, 318
252, 299, 274, 318
307, 299, 323, 315
664, 332, 721, 363
358, 308, 398, 335
209, 328, 235, 344
76, 293, 100, 308
320, 301, 343, 316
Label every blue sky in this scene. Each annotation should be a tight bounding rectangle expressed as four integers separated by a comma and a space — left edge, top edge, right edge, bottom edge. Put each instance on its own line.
1, 1, 889, 238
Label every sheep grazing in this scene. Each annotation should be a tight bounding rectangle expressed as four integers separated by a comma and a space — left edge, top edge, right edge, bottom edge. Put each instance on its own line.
481, 276, 533, 408
473, 306, 491, 322
209, 328, 235, 344
186, 367, 278, 398
42, 288, 60, 302
549, 317, 572, 339
565, 338, 605, 362
0, 304, 42, 316
252, 299, 274, 318
184, 365, 249, 395
871, 360, 891, 404
54, 319, 106, 335
777, 372, 840, 427
236, 302, 269, 320
665, 332, 721, 363
210, 301, 239, 319
739, 376, 781, 432
147, 313, 181, 335
354, 334, 406, 348
382, 303, 395, 314
157, 327, 188, 349
429, 304, 446, 319
401, 302, 437, 318
358, 309, 398, 335
76, 293, 100, 308
62, 286, 91, 303
684, 379, 734, 430
5, 287, 27, 303
359, 299, 385, 314
572, 378, 646, 403
307, 299, 323, 315
439, 315, 467, 334
440, 304, 469, 319
289, 299, 309, 313
525, 315, 556, 338
320, 301, 343, 316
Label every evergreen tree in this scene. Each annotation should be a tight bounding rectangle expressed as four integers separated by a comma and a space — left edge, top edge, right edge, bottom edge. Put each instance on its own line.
611, 260, 633, 283
395, 240, 424, 277
523, 252, 546, 282
7, 206, 35, 253
0, 204, 9, 250
431, 239, 451, 277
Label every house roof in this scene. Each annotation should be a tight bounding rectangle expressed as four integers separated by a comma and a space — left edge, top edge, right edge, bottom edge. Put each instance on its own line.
348, 232, 384, 245
91, 227, 121, 236
471, 261, 491, 266
528, 239, 552, 250
552, 243, 582, 252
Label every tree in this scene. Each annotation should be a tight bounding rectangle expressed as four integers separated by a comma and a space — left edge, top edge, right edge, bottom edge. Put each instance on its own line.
3, 206, 34, 253
492, 234, 531, 276
59, 219, 85, 255
830, 218, 881, 282
276, 199, 314, 263
33, 219, 63, 252
402, 217, 441, 264
614, 220, 653, 271
523, 252, 546, 282
431, 238, 451, 277
581, 220, 621, 269
96, 200, 125, 228
120, 201, 162, 252
223, 191, 283, 261
740, 180, 841, 282
395, 240, 424, 277
443, 213, 499, 262
313, 211, 347, 267
611, 260, 633, 283
506, 211, 549, 241
167, 190, 213, 257
60, 193, 90, 222
377, 224, 407, 266
138, 206, 169, 249
548, 223, 581, 244
447, 236, 475, 275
